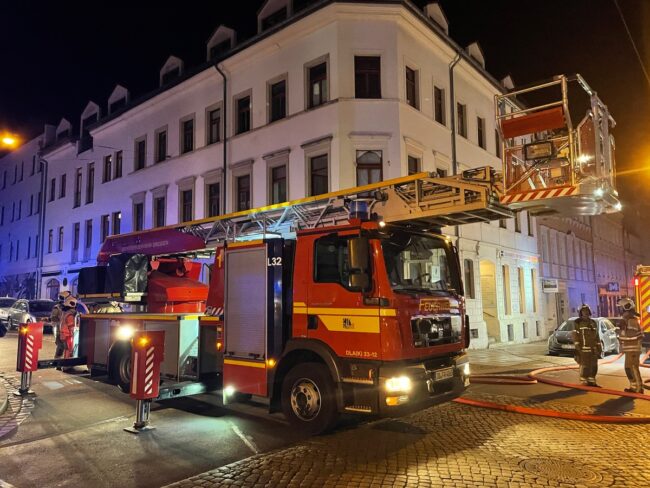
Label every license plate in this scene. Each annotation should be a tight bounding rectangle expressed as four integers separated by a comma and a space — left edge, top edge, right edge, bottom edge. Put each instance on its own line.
561, 344, 575, 350
434, 367, 454, 382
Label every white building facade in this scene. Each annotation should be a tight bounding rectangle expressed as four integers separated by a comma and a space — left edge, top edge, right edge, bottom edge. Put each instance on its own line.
0, 0, 544, 347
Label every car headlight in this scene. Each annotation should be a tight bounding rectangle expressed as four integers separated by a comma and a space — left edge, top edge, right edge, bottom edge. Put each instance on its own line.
385, 376, 412, 393
0, 310, 7, 318
116, 325, 135, 341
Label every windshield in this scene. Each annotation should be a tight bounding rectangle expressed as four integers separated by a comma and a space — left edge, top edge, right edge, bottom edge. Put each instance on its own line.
29, 301, 54, 313
558, 319, 576, 332
381, 232, 459, 293
0, 298, 16, 307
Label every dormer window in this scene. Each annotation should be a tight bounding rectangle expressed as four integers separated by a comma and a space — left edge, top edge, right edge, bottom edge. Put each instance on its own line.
261, 7, 287, 31
424, 3, 449, 35
466, 42, 486, 69
55, 118, 72, 142
257, 0, 292, 33
159, 56, 184, 86
107, 85, 130, 114
56, 129, 69, 141
82, 113, 98, 130
209, 39, 231, 60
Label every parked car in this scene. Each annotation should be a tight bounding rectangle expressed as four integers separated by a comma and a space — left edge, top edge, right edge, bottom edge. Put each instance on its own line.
548, 317, 619, 357
7, 299, 56, 333
0, 297, 18, 326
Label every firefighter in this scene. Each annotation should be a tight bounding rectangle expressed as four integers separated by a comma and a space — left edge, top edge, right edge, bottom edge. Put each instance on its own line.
59, 294, 80, 361
572, 304, 601, 387
52, 291, 71, 361
617, 297, 644, 394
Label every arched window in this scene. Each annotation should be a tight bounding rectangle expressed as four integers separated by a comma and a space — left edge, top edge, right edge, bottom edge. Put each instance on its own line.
46, 279, 60, 301
70, 278, 79, 296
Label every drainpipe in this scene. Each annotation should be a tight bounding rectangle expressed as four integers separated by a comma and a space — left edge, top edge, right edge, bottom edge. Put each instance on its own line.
448, 52, 462, 176
36, 156, 48, 298
214, 63, 228, 214
448, 52, 462, 243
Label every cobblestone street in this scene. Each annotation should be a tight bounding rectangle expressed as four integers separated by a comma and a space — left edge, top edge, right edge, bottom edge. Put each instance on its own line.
166, 401, 648, 488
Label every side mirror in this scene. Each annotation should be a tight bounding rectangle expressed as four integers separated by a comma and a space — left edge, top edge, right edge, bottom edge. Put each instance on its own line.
348, 237, 371, 292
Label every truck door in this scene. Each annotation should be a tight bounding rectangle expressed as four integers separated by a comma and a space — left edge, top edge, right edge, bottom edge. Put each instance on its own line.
307, 233, 381, 360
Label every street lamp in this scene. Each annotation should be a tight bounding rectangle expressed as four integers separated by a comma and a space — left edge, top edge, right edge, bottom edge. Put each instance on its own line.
1, 133, 20, 149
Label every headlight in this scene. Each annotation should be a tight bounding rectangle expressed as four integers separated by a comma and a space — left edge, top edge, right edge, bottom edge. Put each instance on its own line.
0, 310, 7, 317
116, 325, 135, 341
385, 376, 412, 393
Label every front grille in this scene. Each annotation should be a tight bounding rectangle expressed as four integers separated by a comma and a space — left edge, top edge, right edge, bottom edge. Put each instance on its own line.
411, 315, 462, 348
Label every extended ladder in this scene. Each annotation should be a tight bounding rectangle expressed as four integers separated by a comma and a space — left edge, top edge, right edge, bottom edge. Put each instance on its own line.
99, 167, 512, 259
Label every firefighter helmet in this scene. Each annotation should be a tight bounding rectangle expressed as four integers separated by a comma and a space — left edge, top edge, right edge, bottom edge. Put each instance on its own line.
578, 304, 592, 317
617, 297, 636, 312
58, 290, 71, 302
63, 295, 78, 309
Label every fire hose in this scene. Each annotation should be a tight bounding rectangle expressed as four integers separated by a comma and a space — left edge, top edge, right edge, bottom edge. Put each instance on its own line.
453, 351, 650, 423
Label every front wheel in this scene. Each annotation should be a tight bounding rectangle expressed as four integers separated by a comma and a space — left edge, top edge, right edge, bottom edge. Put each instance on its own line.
599, 342, 606, 359
281, 362, 339, 435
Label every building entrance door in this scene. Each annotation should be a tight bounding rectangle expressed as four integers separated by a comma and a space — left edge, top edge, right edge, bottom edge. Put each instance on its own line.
480, 260, 500, 344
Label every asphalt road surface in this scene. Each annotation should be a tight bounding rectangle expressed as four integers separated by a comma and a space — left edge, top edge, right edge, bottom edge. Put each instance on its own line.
0, 331, 308, 488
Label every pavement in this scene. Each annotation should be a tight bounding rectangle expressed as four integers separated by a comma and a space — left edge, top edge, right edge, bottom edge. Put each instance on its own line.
165, 343, 650, 488
2, 334, 650, 487
0, 378, 7, 415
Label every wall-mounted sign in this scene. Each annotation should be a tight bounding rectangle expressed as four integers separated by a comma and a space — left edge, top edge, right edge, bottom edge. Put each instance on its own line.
542, 278, 559, 293
606, 282, 620, 293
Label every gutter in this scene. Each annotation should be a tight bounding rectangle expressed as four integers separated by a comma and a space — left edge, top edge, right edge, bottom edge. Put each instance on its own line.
448, 52, 462, 176
36, 157, 48, 298
214, 64, 228, 214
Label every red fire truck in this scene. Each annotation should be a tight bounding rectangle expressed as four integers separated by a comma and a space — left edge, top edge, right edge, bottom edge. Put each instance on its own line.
61, 74, 618, 434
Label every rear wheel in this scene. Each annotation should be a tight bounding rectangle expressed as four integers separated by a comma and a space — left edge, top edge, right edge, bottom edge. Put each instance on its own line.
108, 341, 132, 393
281, 362, 339, 435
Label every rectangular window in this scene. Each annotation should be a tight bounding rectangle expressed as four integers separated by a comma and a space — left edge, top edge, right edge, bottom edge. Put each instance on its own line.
236, 175, 251, 211
37, 192, 41, 214
101, 215, 110, 242
405, 67, 419, 108
15, 240, 19, 260
86, 163, 95, 204
31, 157, 35, 176
270, 166, 287, 204
49, 178, 55, 202
518, 267, 525, 313
502, 265, 511, 315
112, 211, 121, 235
356, 150, 382, 186
531, 268, 538, 313
19, 162, 23, 181
48, 229, 53, 253
26, 237, 30, 259
464, 259, 475, 299
308, 62, 328, 108
269, 80, 287, 122
515, 212, 521, 233
181, 119, 194, 154
354, 56, 381, 99
206, 183, 220, 217
477, 116, 486, 149
34, 235, 39, 258
309, 154, 328, 196
436, 168, 448, 178
18, 200, 21, 220
29, 196, 33, 216
59, 173, 66, 198
135, 139, 146, 171
434, 86, 445, 125
156, 130, 167, 162
527, 213, 534, 236
499, 219, 507, 229
407, 155, 420, 175
73, 222, 80, 251
103, 154, 112, 182
181, 189, 193, 222
115, 151, 123, 178
85, 219, 93, 249
314, 235, 352, 288
57, 226, 64, 252
207, 108, 221, 144
133, 203, 144, 231
236, 97, 251, 135
153, 196, 166, 227
457, 103, 467, 137
74, 168, 82, 207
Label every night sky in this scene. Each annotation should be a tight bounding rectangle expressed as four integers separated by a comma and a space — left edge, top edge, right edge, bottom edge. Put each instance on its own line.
1, 0, 648, 235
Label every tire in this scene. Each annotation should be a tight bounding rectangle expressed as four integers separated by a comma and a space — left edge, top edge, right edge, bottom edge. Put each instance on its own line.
613, 341, 620, 354
599, 342, 606, 359
108, 341, 132, 393
8, 318, 14, 330
281, 362, 339, 435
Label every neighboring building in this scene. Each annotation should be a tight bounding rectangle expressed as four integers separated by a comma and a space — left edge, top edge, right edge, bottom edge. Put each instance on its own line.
592, 213, 628, 317
0, 0, 544, 347
536, 216, 596, 331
